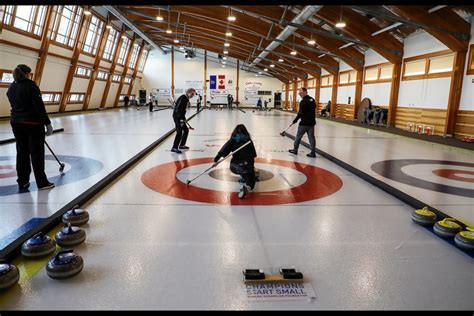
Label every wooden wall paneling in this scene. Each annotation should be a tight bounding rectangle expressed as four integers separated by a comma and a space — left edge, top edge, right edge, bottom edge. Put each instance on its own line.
100, 28, 125, 108
33, 5, 55, 86
127, 42, 145, 97
330, 73, 338, 117
388, 63, 402, 126
113, 34, 137, 107
353, 69, 363, 120
444, 50, 466, 136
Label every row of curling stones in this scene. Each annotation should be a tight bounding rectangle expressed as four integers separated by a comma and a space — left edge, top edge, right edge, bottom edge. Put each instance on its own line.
411, 207, 474, 251
21, 207, 88, 282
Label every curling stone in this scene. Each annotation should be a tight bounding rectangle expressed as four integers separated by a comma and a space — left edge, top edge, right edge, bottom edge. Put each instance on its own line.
21, 232, 56, 258
411, 207, 437, 226
46, 249, 84, 279
55, 223, 86, 247
62, 206, 89, 226
433, 218, 461, 239
454, 227, 474, 251
0, 263, 20, 291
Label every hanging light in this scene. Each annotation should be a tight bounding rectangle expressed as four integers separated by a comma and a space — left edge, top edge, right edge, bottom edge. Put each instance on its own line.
278, 58, 284, 62
166, 29, 172, 34
165, 11, 172, 34
222, 65, 226, 68
174, 39, 179, 43
223, 56, 227, 60
335, 6, 346, 28
228, 7, 236, 21
222, 61, 226, 64
290, 51, 297, 55
156, 8, 164, 21
225, 32, 232, 36
258, 71, 262, 74
264, 68, 268, 71
179, 46, 185, 51
307, 39, 316, 45
223, 50, 228, 54
270, 64, 275, 68
224, 43, 230, 47
290, 35, 297, 55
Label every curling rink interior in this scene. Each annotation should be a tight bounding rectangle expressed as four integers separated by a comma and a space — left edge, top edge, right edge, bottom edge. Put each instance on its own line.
1, 108, 473, 310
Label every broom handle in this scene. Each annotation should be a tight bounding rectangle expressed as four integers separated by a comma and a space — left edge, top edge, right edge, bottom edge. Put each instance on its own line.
187, 140, 252, 183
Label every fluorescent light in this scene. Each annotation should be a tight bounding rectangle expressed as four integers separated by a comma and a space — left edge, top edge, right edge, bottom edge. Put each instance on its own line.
223, 56, 227, 60
228, 16, 236, 22
307, 40, 316, 45
290, 51, 297, 55
166, 29, 172, 34
335, 21, 346, 28
223, 50, 228, 54
270, 64, 275, 68
278, 58, 284, 62
179, 46, 185, 51
174, 39, 179, 43
264, 68, 268, 71
254, 74, 258, 77
318, 54, 326, 58
339, 42, 353, 49
222, 61, 226, 64
225, 32, 232, 36
258, 71, 262, 74
224, 43, 230, 47
156, 16, 164, 21
222, 65, 226, 68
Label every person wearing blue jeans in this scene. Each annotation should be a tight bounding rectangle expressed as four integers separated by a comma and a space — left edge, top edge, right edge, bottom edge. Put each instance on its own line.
288, 88, 316, 158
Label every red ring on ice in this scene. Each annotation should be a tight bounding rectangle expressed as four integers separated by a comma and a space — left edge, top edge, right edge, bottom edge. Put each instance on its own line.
0, 165, 17, 179
432, 169, 474, 183
141, 157, 343, 205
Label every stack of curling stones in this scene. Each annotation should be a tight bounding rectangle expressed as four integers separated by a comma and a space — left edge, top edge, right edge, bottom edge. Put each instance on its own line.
412, 207, 474, 252
0, 263, 20, 291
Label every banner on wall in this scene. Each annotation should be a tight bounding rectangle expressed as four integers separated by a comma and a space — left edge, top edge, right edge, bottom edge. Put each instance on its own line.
209, 75, 234, 90
185, 80, 203, 89
244, 80, 263, 90
155, 88, 171, 96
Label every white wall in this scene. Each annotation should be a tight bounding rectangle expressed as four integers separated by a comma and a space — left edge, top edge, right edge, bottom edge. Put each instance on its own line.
140, 48, 283, 107
397, 31, 451, 109
337, 85, 356, 105
460, 16, 474, 111
89, 81, 106, 109
319, 87, 332, 103
361, 49, 391, 106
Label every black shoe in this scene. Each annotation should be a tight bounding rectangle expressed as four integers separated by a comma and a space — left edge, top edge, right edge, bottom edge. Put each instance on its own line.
179, 146, 189, 150
288, 149, 298, 155
18, 182, 30, 191
38, 182, 55, 190
306, 152, 316, 158
171, 148, 182, 154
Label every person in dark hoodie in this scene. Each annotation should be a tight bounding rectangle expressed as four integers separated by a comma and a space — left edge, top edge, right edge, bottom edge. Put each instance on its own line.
171, 88, 196, 154
288, 87, 316, 158
6, 64, 55, 191
213, 124, 257, 199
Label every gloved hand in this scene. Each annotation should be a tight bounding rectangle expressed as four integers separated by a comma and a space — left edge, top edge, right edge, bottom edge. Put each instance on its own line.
213, 156, 220, 163
292, 119, 298, 124
179, 120, 185, 127
212, 162, 219, 168
46, 124, 53, 136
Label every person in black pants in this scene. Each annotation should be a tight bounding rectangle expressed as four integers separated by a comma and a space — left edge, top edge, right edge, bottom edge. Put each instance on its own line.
288, 87, 316, 158
6, 64, 55, 191
123, 95, 129, 107
213, 124, 257, 199
196, 93, 202, 112
171, 88, 196, 154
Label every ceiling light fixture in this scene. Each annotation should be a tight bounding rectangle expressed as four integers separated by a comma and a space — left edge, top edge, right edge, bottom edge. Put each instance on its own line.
335, 6, 346, 28
290, 51, 297, 55
223, 56, 227, 60
156, 8, 163, 21
225, 32, 232, 36
174, 39, 179, 43
224, 43, 230, 47
307, 39, 316, 45
270, 64, 275, 68
264, 68, 268, 71
166, 29, 172, 34
223, 50, 228, 54
278, 58, 284, 62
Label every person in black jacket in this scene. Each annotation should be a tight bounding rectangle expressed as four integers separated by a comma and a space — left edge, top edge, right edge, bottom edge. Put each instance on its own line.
6, 64, 55, 191
171, 88, 196, 154
288, 87, 316, 158
213, 124, 257, 199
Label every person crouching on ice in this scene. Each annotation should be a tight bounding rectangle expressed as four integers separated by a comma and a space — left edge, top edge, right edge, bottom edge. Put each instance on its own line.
213, 124, 257, 199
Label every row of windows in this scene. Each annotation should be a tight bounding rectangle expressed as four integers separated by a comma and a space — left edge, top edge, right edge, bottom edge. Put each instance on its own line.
1, 6, 150, 70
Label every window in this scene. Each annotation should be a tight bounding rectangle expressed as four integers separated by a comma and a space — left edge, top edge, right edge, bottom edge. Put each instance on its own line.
137, 49, 149, 72
365, 68, 379, 81
117, 36, 131, 66
349, 70, 357, 83
404, 60, 426, 76
2, 6, 48, 36
112, 74, 121, 83
402, 50, 453, 80
379, 65, 393, 80
41, 92, 62, 105
82, 15, 104, 55
124, 77, 132, 84
51, 6, 84, 47
130, 94, 136, 100
75, 66, 92, 78
128, 43, 140, 69
468, 44, 474, 76
0, 70, 14, 85
102, 27, 120, 61
68, 93, 85, 103
339, 72, 349, 84
96, 71, 109, 81
339, 70, 357, 85
321, 75, 333, 87
428, 55, 454, 74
